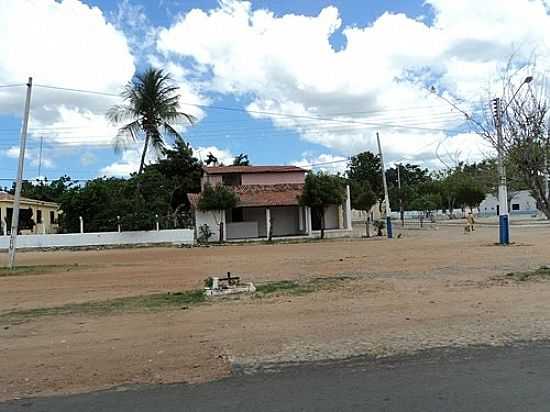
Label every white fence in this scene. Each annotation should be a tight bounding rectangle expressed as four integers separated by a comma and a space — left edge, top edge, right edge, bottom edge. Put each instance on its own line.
0, 229, 194, 250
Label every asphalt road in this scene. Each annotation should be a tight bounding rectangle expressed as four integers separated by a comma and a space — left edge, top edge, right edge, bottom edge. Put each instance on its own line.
3, 342, 550, 412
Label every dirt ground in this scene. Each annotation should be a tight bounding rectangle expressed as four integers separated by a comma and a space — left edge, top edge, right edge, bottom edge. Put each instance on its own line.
1, 224, 550, 400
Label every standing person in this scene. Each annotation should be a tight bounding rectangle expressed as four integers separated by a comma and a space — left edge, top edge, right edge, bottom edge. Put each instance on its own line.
467, 212, 475, 232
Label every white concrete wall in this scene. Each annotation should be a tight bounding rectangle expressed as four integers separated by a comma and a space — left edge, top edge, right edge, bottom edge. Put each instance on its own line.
226, 222, 259, 239
479, 190, 539, 215
243, 208, 267, 237
195, 209, 225, 241
324, 205, 339, 229
0, 229, 194, 250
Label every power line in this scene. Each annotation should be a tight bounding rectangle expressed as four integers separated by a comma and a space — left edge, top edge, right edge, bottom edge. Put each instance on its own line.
0, 84, 26, 89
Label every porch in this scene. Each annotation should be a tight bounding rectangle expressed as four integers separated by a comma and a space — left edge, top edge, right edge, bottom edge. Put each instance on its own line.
225, 206, 310, 240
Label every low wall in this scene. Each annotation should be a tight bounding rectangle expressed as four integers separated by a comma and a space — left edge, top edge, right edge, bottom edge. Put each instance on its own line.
0, 229, 194, 250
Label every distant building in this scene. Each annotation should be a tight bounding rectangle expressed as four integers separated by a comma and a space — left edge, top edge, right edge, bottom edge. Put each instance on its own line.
188, 165, 352, 241
0, 192, 60, 235
479, 190, 539, 215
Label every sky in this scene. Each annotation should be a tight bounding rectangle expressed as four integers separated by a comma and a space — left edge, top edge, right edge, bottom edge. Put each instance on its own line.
1, 0, 549, 183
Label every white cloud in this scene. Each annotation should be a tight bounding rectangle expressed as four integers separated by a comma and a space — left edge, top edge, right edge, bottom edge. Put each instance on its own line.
99, 149, 141, 177
293, 153, 348, 175
156, 0, 550, 166
3, 145, 55, 170
193, 145, 234, 166
0, 0, 135, 124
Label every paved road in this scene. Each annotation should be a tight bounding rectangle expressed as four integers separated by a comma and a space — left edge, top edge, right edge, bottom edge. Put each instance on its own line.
3, 342, 550, 412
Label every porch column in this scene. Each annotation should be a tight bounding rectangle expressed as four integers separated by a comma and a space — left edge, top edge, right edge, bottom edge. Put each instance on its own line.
0, 206, 6, 235
298, 206, 304, 232
305, 206, 312, 235
266, 207, 271, 239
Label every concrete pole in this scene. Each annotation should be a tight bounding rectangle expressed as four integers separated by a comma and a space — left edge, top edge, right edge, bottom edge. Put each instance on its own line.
79, 216, 84, 234
376, 132, 393, 239
155, 214, 160, 231
266, 208, 271, 240
397, 163, 404, 226
345, 184, 352, 230
545, 150, 549, 206
8, 77, 33, 269
492, 98, 510, 245
117, 215, 121, 233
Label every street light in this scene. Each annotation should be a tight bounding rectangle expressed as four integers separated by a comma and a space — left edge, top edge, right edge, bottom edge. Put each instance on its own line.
492, 75, 533, 245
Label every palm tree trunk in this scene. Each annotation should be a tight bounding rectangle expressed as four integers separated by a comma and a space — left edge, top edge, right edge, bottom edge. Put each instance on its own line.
138, 133, 150, 175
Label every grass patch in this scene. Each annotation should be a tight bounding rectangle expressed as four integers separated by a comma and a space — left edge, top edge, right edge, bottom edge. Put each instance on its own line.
0, 289, 205, 323
0, 264, 86, 277
255, 276, 352, 298
1, 276, 354, 323
505, 266, 550, 282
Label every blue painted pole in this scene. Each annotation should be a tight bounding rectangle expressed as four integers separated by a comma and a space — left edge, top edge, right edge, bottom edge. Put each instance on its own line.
499, 214, 509, 245
386, 216, 393, 239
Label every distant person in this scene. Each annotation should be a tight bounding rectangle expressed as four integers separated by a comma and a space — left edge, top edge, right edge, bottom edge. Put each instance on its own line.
465, 212, 475, 233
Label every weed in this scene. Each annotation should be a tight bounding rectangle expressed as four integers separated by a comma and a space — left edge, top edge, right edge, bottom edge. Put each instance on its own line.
0, 289, 205, 323
505, 266, 550, 282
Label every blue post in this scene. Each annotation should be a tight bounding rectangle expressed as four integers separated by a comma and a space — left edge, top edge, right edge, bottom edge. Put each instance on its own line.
386, 216, 393, 239
499, 214, 509, 245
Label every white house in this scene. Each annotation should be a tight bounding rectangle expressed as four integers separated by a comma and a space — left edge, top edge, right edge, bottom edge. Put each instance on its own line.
479, 190, 539, 215
188, 165, 353, 242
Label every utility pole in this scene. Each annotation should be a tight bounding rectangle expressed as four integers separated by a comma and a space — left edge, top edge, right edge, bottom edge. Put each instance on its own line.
37, 135, 44, 177
377, 132, 392, 239
8, 77, 33, 269
491, 97, 509, 245
397, 163, 404, 226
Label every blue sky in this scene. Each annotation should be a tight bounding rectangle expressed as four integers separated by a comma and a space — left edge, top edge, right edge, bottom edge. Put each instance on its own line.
1, 0, 547, 184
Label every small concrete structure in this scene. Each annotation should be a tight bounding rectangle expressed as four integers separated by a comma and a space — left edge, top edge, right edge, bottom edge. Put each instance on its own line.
479, 190, 539, 216
188, 166, 353, 242
204, 273, 256, 297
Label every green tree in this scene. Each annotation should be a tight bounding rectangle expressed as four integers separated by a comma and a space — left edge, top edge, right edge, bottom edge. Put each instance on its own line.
347, 151, 383, 200
350, 180, 377, 237
108, 67, 195, 175
197, 184, 239, 242
299, 172, 346, 239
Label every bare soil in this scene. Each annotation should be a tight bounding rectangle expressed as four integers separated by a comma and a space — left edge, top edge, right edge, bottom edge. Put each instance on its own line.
1, 224, 549, 400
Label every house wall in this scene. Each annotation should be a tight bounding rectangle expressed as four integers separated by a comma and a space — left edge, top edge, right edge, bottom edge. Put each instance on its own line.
226, 222, 259, 239
195, 209, 225, 241
479, 190, 539, 215
243, 207, 267, 237
201, 174, 223, 189
0, 201, 60, 235
241, 172, 305, 185
0, 229, 194, 250
324, 205, 339, 229
271, 206, 300, 236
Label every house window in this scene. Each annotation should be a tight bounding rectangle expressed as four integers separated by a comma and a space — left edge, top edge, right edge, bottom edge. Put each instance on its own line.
512, 203, 520, 211
36, 210, 42, 224
50, 211, 56, 224
222, 174, 242, 186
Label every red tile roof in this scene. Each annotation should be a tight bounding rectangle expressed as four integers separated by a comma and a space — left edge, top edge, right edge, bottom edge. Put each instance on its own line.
188, 183, 304, 209
203, 165, 306, 175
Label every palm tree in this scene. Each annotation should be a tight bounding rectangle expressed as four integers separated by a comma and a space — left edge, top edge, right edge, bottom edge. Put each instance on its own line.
107, 68, 195, 175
